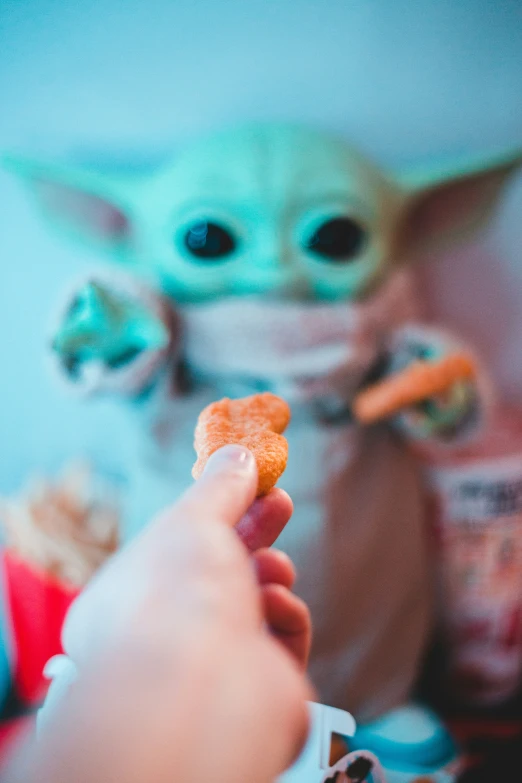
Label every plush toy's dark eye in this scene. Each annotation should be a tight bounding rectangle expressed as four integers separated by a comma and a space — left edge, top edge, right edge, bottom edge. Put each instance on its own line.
183, 221, 236, 260
305, 217, 366, 262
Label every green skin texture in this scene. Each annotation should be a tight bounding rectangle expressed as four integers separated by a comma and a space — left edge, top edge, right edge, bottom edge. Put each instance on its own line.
5, 124, 522, 431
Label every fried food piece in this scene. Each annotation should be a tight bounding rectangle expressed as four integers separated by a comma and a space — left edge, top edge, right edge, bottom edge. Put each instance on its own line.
353, 352, 477, 425
193, 392, 291, 496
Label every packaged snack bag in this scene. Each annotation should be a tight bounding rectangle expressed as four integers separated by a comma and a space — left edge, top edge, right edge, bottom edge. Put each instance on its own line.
423, 406, 522, 707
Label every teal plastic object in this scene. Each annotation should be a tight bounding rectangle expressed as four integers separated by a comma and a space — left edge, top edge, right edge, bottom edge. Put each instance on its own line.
0, 562, 12, 716
351, 705, 459, 776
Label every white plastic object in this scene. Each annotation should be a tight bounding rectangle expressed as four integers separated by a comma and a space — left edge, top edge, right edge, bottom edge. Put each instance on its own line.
278, 702, 386, 782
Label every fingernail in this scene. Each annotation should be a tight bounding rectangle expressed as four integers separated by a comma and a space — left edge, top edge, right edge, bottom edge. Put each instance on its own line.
203, 445, 254, 475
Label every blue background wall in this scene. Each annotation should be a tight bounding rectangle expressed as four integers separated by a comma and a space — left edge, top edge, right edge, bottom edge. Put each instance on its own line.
1, 0, 521, 493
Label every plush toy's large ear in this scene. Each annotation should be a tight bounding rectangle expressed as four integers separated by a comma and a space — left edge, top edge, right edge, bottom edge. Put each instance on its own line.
395, 148, 522, 257
3, 154, 140, 262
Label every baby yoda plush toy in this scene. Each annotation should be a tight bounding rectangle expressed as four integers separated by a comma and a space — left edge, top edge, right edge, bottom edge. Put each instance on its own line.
5, 125, 521, 726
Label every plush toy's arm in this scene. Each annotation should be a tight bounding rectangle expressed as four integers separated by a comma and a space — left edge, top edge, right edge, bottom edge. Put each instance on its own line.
384, 324, 492, 446
50, 272, 180, 398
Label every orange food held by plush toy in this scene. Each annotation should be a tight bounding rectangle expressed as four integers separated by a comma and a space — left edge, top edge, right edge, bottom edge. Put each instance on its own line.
193, 392, 291, 496
353, 352, 477, 425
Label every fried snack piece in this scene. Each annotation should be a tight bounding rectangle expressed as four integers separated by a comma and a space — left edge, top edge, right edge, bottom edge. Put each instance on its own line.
353, 352, 477, 425
193, 392, 291, 496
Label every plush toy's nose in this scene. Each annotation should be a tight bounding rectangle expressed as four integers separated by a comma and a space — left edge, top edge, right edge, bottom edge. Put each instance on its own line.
234, 265, 310, 299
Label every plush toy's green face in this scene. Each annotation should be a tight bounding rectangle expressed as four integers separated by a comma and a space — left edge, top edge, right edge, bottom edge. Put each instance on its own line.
138, 126, 402, 302
5, 122, 521, 305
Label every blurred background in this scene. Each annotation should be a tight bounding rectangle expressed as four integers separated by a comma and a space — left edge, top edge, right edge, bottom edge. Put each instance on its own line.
1, 0, 522, 493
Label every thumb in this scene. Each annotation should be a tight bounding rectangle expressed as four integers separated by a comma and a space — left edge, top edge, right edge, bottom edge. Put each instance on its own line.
155, 445, 259, 535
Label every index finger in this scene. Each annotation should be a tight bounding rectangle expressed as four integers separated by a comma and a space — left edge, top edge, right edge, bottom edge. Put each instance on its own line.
235, 489, 293, 551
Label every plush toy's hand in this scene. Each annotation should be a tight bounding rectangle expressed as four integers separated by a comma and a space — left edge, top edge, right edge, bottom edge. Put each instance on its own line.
52, 280, 169, 378
354, 353, 476, 426
401, 375, 477, 440
385, 326, 486, 443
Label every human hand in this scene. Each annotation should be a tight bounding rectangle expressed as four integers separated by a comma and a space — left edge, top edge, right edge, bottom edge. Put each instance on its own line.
18, 445, 311, 783
58, 446, 310, 673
